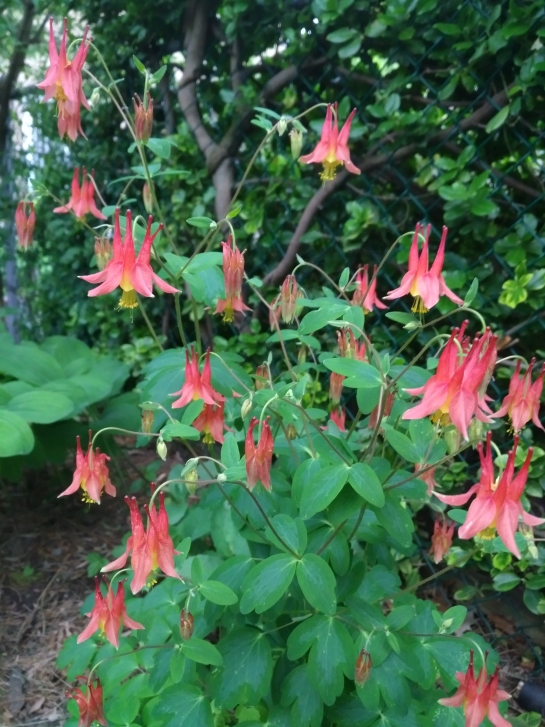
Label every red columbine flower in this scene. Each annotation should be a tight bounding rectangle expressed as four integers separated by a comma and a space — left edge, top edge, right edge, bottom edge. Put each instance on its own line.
58, 432, 115, 504
102, 491, 181, 593
193, 402, 227, 444
280, 275, 303, 323
215, 237, 250, 322
170, 347, 224, 408
337, 329, 367, 360
15, 201, 36, 249
329, 407, 346, 431
352, 265, 387, 313
245, 417, 274, 491
430, 517, 454, 563
68, 677, 106, 727
403, 326, 497, 440
299, 103, 360, 182
80, 208, 178, 309
36, 18, 91, 141
494, 358, 545, 433
329, 372, 344, 405
385, 224, 463, 314
133, 93, 153, 143
54, 168, 106, 220
436, 433, 544, 557
77, 577, 143, 648
355, 649, 372, 686
439, 652, 510, 727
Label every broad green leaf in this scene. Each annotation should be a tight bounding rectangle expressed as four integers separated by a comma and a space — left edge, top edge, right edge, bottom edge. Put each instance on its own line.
211, 628, 273, 708
0, 345, 63, 385
0, 410, 34, 457
153, 683, 214, 727
292, 458, 322, 508
372, 495, 414, 548
384, 429, 420, 463
133, 55, 146, 73
485, 105, 509, 133
298, 304, 350, 334
186, 216, 216, 228
199, 579, 238, 605
150, 65, 167, 83
323, 358, 383, 388
160, 421, 200, 441
6, 390, 73, 423
296, 554, 337, 614
299, 464, 349, 520
326, 27, 359, 43
146, 137, 171, 159
180, 638, 223, 666
347, 463, 385, 507
281, 665, 323, 727
266, 514, 307, 556
240, 554, 297, 614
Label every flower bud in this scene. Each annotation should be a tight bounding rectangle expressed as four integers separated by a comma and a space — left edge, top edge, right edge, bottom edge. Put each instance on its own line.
94, 236, 112, 271
286, 423, 297, 440
141, 409, 154, 434
133, 93, 153, 143
280, 275, 299, 324
329, 373, 345, 405
156, 436, 167, 461
143, 182, 153, 214
337, 329, 357, 359
297, 345, 307, 364
355, 649, 372, 685
468, 418, 484, 446
241, 397, 253, 419
520, 523, 539, 560
90, 88, 100, 106
443, 426, 461, 455
277, 117, 288, 136
289, 129, 303, 159
269, 295, 281, 330
180, 610, 194, 640
255, 363, 270, 391
185, 468, 198, 495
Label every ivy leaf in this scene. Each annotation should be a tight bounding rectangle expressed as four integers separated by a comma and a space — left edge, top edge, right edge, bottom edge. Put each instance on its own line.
296, 554, 337, 614
299, 464, 349, 520
240, 554, 297, 614
211, 628, 273, 709
153, 683, 214, 727
281, 665, 323, 727
199, 579, 238, 605
347, 463, 385, 507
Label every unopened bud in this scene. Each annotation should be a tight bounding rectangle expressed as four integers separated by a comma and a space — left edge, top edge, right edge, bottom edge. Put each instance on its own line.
277, 117, 288, 136
94, 236, 112, 271
143, 183, 153, 214
180, 610, 194, 640
241, 397, 253, 419
141, 410, 154, 434
289, 129, 303, 159
156, 436, 167, 461
255, 363, 270, 391
355, 649, 372, 685
337, 329, 357, 359
133, 93, 153, 143
280, 275, 303, 324
468, 418, 484, 446
286, 423, 297, 440
90, 88, 100, 106
329, 373, 344, 405
185, 468, 198, 495
443, 426, 462, 455
520, 523, 538, 559
297, 345, 307, 364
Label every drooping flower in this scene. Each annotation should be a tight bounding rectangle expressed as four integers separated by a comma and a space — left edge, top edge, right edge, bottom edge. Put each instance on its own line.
438, 652, 510, 727
68, 677, 106, 727
180, 610, 194, 640
255, 363, 270, 390
355, 649, 372, 686
215, 237, 250, 322
170, 347, 224, 408
299, 103, 360, 182
430, 517, 454, 563
280, 275, 303, 323
329, 407, 346, 431
54, 168, 106, 220
143, 182, 153, 214
403, 326, 498, 440
415, 463, 438, 495
94, 236, 112, 270
58, 432, 115, 504
193, 402, 227, 444
352, 265, 387, 314
329, 372, 345, 405
494, 358, 545, 433
77, 577, 143, 648
80, 208, 178, 309
384, 224, 464, 314
134, 93, 153, 143
337, 329, 367, 360
436, 433, 544, 558
269, 295, 282, 330
141, 409, 154, 434
245, 416, 274, 491
102, 491, 181, 593
36, 18, 91, 141
15, 201, 36, 250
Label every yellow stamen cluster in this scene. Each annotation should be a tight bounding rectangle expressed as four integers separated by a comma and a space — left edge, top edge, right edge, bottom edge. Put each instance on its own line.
320, 160, 341, 182
119, 289, 138, 309
477, 525, 497, 540
203, 432, 215, 444
411, 295, 428, 314
431, 410, 451, 427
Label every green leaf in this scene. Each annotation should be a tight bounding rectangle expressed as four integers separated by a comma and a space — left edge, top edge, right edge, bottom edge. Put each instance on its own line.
266, 514, 307, 556
385, 312, 418, 326
227, 204, 242, 218
181, 638, 223, 666
384, 429, 420, 463
296, 554, 337, 614
326, 27, 359, 43
347, 463, 385, 507
372, 494, 414, 548
339, 267, 350, 289
0, 410, 34, 457
150, 65, 167, 83
160, 421, 200, 441
146, 137, 171, 159
211, 628, 273, 709
338, 36, 362, 58
199, 579, 238, 605
493, 572, 521, 591
434, 22, 460, 34
464, 278, 479, 306
485, 105, 510, 133
281, 665, 323, 727
0, 345, 63, 385
292, 458, 322, 508
186, 216, 216, 229
6, 390, 73, 423
240, 554, 297, 614
298, 304, 350, 334
299, 464, 349, 520
323, 358, 382, 388
153, 683, 214, 727
441, 606, 467, 633
133, 55, 146, 73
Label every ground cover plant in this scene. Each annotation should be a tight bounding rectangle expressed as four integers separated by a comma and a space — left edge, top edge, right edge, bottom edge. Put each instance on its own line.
9, 11, 545, 727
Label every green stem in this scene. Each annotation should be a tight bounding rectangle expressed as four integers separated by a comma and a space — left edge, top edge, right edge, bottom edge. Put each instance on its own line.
383, 443, 472, 491
346, 411, 361, 441
137, 295, 164, 351
400, 547, 478, 594
316, 519, 347, 555
91, 427, 159, 448
346, 504, 367, 542
174, 293, 189, 348
191, 298, 202, 356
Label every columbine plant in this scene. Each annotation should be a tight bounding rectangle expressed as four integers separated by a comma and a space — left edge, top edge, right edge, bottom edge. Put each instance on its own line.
27, 17, 544, 727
